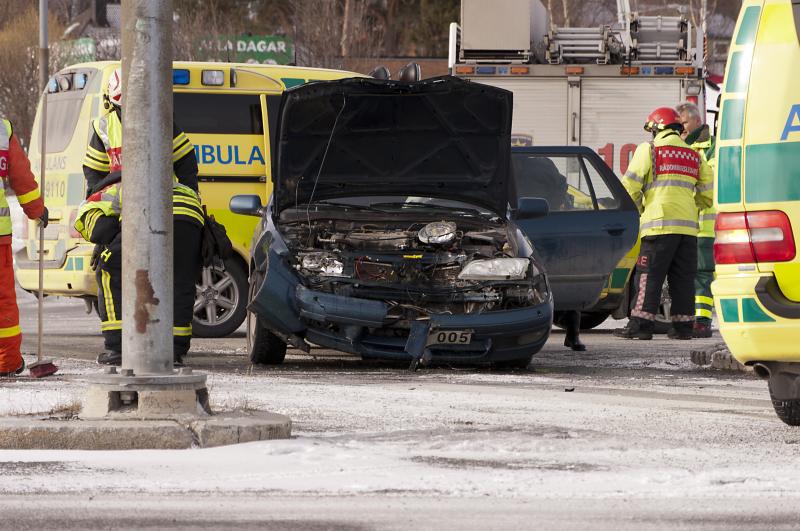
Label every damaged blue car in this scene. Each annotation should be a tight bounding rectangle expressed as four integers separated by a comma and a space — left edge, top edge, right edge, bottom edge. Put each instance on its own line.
230, 76, 637, 369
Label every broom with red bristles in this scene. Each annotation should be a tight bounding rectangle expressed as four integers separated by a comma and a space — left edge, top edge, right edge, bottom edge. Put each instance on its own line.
29, 4, 57, 379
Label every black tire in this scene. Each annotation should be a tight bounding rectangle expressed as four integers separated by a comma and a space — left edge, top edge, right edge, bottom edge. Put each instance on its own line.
769, 380, 800, 426
578, 311, 610, 330
247, 269, 287, 365
192, 257, 248, 338
492, 355, 533, 370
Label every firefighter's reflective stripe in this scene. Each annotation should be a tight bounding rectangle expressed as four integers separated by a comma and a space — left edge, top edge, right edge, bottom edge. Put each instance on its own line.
0, 324, 21, 339
695, 293, 714, 319
647, 179, 697, 191
0, 120, 13, 236
101, 270, 117, 322
622, 129, 713, 237
172, 132, 193, 161
16, 188, 40, 206
624, 170, 644, 184
82, 143, 111, 172
173, 325, 192, 337
640, 219, 699, 231
101, 320, 122, 331
172, 183, 204, 227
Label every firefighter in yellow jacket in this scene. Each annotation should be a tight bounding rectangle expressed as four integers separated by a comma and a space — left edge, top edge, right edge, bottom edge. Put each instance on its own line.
614, 107, 714, 340
677, 101, 717, 338
74, 174, 204, 365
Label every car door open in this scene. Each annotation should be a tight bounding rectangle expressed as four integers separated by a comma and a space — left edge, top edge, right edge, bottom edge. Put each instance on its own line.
512, 146, 639, 311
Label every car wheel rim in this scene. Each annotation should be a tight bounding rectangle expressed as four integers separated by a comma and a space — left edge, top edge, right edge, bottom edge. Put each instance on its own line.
194, 265, 239, 327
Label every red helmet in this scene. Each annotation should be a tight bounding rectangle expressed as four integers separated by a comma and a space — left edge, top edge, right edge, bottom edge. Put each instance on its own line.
644, 107, 682, 132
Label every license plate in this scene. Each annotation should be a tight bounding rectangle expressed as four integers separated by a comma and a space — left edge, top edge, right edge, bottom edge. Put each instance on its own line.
426, 329, 473, 346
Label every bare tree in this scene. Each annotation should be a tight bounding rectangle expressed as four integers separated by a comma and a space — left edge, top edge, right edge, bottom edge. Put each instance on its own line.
294, 0, 384, 70
0, 7, 65, 147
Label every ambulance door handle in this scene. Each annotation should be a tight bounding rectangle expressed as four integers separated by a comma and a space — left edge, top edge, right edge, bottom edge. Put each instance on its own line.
603, 224, 625, 236
571, 112, 577, 142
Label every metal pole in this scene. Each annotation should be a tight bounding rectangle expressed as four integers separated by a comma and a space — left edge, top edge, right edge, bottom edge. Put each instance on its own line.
120, 0, 174, 375
37, 0, 48, 363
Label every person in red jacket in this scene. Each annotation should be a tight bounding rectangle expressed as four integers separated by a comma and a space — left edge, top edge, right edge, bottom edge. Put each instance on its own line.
0, 118, 48, 377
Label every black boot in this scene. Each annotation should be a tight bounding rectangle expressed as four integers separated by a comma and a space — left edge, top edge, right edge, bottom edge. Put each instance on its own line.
562, 311, 586, 351
613, 317, 654, 340
96, 350, 122, 365
668, 322, 694, 340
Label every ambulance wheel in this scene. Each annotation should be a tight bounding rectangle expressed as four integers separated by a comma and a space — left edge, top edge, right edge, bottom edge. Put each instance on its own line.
192, 258, 248, 338
246, 269, 286, 365
769, 380, 800, 426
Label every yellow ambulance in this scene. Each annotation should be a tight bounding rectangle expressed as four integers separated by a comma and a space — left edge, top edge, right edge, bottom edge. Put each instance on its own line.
18, 61, 362, 337
712, 0, 800, 425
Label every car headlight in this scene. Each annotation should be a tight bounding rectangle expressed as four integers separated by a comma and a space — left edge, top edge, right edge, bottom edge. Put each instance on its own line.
300, 252, 345, 277
458, 258, 530, 281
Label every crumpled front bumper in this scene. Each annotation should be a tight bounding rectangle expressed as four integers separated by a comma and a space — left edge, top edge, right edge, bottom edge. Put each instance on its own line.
251, 260, 553, 363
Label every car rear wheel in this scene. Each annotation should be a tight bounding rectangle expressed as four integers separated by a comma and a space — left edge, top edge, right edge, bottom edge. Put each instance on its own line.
247, 269, 287, 365
769, 379, 800, 426
192, 258, 248, 338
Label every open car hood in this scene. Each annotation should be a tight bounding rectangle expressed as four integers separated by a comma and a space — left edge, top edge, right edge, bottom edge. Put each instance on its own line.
273, 76, 513, 215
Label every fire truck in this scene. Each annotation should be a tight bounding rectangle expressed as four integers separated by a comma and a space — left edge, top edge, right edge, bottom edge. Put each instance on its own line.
449, 0, 707, 327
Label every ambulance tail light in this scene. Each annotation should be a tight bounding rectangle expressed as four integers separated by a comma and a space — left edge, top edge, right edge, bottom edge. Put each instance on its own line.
714, 211, 796, 264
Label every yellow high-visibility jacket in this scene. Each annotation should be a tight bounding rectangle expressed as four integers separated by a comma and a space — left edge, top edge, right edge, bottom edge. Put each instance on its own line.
686, 125, 717, 238
622, 129, 713, 237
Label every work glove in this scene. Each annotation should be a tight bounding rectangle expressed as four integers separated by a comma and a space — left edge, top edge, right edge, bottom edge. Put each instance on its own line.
38, 207, 49, 228
90, 244, 102, 271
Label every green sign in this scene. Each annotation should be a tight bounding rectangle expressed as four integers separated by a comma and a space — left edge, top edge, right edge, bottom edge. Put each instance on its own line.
209, 36, 294, 65
54, 38, 96, 64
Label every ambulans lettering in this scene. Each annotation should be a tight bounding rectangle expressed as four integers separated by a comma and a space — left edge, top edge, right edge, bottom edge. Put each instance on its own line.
780, 104, 800, 141
193, 144, 265, 166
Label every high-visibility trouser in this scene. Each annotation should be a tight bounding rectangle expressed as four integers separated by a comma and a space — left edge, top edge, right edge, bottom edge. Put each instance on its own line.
631, 234, 697, 330
0, 244, 23, 373
173, 220, 202, 359
96, 242, 122, 354
695, 236, 715, 323
95, 220, 201, 358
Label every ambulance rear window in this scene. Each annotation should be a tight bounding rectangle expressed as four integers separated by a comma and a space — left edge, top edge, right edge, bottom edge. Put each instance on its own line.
174, 93, 263, 135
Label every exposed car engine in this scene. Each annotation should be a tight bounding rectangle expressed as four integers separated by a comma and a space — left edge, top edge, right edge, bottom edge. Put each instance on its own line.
279, 217, 549, 316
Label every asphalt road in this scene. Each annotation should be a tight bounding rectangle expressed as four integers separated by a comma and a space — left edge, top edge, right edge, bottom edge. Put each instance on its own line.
6, 291, 800, 530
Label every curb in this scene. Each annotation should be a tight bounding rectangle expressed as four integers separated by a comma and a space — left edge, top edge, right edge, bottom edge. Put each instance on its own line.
0, 412, 292, 450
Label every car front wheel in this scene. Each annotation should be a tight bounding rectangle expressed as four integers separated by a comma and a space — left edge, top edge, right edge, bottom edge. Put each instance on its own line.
192, 258, 248, 338
247, 268, 287, 365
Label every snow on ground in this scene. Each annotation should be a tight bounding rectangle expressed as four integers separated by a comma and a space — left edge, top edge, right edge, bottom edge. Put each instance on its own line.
0, 343, 798, 502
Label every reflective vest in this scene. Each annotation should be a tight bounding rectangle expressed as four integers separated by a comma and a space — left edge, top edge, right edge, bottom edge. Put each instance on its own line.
689, 133, 717, 238
622, 129, 714, 237
91, 110, 123, 172
75, 182, 203, 242
74, 182, 122, 241
0, 120, 15, 236
83, 110, 193, 182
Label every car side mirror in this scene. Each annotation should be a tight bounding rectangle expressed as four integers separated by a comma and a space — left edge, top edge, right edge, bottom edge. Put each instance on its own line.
515, 197, 549, 219
229, 194, 264, 217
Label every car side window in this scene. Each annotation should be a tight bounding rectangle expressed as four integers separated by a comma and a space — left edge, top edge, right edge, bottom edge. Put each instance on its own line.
581, 157, 620, 210
512, 155, 594, 211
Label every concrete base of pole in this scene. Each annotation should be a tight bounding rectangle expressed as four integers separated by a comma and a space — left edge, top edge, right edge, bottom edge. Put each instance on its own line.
81, 367, 211, 419
0, 366, 292, 449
